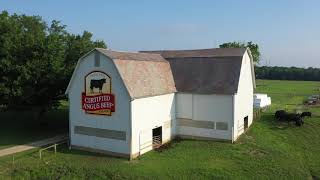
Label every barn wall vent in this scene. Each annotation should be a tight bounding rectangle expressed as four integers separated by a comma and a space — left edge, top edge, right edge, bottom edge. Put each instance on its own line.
94, 51, 100, 67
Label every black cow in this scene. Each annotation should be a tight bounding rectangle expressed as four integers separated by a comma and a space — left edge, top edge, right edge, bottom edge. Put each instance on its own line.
275, 110, 286, 120
295, 116, 304, 126
301, 112, 312, 118
283, 113, 303, 126
275, 110, 304, 126
90, 78, 106, 93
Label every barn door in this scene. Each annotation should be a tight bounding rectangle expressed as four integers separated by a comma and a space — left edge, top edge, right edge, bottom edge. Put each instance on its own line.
244, 116, 248, 130
152, 127, 162, 148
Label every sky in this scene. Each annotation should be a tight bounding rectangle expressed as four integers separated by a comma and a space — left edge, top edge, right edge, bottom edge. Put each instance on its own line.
1, 0, 319, 67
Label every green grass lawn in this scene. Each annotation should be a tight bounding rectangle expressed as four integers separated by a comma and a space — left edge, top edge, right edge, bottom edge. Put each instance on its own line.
0, 80, 320, 179
0, 103, 69, 150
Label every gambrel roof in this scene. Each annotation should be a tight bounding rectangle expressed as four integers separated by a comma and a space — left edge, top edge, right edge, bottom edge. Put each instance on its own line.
66, 48, 255, 98
141, 48, 256, 94
96, 48, 177, 99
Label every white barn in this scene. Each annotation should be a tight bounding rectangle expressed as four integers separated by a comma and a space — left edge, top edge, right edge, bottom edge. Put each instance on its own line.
65, 47, 256, 159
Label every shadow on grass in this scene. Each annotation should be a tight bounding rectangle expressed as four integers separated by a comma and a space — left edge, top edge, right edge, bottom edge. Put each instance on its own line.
258, 112, 307, 130
0, 109, 69, 149
51, 144, 131, 162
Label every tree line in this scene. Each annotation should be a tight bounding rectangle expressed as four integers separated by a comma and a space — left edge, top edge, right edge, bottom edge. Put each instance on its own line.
255, 66, 320, 81
0, 11, 106, 116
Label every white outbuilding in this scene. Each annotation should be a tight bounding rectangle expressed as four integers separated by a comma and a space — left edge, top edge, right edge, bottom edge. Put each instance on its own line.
254, 93, 271, 108
65, 47, 256, 159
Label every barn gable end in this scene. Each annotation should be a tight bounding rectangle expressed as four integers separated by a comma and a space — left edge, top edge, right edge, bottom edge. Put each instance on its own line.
67, 50, 132, 156
232, 50, 255, 140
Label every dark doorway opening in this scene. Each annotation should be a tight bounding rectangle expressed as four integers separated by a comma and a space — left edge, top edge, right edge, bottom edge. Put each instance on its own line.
244, 116, 249, 131
152, 127, 162, 148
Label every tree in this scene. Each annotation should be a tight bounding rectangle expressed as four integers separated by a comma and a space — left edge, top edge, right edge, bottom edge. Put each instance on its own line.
0, 11, 106, 118
64, 31, 106, 78
219, 41, 261, 63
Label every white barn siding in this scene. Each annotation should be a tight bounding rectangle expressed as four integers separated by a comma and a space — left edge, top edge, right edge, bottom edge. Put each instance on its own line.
176, 93, 192, 119
233, 52, 254, 140
131, 93, 176, 156
69, 53, 131, 155
176, 93, 233, 140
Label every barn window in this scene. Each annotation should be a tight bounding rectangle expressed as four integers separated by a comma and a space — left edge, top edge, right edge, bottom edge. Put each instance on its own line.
216, 122, 228, 130
94, 51, 100, 67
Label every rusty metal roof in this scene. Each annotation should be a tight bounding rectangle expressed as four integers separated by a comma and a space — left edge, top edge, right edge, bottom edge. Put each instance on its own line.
96, 48, 177, 99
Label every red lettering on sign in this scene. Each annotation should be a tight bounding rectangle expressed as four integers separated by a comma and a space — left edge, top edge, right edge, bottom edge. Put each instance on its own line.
82, 93, 115, 112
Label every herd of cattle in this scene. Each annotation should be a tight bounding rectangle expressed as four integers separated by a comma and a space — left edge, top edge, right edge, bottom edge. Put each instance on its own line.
274, 110, 312, 126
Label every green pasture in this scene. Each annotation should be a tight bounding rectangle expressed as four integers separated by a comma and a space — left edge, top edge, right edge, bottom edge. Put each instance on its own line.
0, 80, 319, 179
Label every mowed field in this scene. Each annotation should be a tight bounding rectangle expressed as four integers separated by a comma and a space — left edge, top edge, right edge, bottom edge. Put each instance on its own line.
0, 80, 320, 179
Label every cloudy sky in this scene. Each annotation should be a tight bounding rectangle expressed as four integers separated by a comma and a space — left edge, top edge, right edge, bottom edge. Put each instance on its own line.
1, 0, 319, 67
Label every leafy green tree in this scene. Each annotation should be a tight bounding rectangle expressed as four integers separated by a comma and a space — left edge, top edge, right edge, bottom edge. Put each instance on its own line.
219, 41, 261, 63
0, 11, 106, 118
64, 31, 106, 79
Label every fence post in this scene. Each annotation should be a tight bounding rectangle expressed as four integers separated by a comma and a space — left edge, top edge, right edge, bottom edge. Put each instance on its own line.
54, 144, 57, 155
231, 127, 234, 143
39, 150, 42, 160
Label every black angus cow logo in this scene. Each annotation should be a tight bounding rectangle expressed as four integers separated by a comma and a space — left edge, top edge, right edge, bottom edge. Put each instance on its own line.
90, 78, 106, 93
85, 71, 111, 95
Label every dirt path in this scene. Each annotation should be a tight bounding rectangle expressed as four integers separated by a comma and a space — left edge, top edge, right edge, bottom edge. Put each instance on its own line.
0, 134, 68, 157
